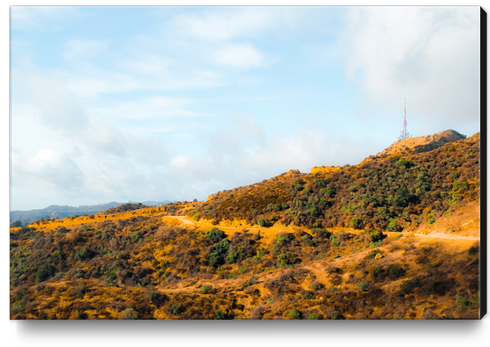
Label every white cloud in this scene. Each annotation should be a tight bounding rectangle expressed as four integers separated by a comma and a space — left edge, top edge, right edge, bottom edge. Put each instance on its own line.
169, 7, 298, 42
90, 95, 203, 122
12, 149, 84, 191
340, 7, 480, 133
62, 39, 107, 62
213, 43, 266, 69
24, 70, 89, 132
11, 6, 81, 31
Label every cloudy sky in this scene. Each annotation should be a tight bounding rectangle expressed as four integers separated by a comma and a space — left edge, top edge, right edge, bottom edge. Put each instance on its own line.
10, 6, 480, 211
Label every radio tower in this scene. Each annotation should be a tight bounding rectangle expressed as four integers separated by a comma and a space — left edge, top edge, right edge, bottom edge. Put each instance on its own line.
397, 97, 412, 141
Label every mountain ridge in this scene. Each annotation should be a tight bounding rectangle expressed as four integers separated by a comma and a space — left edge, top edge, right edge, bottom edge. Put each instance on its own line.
10, 200, 174, 225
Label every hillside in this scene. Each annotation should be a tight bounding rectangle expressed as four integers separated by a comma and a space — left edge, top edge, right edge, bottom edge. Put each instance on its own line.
9, 130, 481, 320
189, 131, 479, 232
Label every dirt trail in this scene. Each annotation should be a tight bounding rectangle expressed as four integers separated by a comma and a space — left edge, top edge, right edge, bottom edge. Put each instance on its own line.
169, 216, 479, 243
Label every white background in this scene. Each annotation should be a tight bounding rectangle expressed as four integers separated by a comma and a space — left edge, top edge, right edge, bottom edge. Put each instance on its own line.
3, 1, 489, 346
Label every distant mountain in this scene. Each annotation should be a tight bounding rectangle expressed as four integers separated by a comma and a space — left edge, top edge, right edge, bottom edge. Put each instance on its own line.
10, 200, 174, 225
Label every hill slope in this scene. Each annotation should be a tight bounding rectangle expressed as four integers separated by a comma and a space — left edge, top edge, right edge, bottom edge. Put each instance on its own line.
188, 131, 479, 233
9, 130, 481, 320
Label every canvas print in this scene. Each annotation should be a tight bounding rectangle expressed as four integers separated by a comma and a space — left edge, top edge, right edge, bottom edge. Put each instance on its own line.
10, 6, 483, 320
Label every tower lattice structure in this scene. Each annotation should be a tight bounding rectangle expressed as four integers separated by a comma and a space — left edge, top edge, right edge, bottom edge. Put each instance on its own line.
397, 97, 412, 141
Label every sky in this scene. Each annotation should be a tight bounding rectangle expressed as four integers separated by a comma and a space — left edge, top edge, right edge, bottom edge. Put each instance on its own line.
9, 5, 481, 211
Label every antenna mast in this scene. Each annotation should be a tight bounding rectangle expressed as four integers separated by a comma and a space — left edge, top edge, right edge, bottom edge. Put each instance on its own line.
397, 97, 412, 141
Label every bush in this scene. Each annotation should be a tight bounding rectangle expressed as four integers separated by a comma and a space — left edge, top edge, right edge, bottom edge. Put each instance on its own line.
205, 228, 225, 243
214, 309, 225, 320
365, 249, 381, 259
36, 263, 57, 283
397, 158, 414, 168
12, 298, 28, 313
399, 278, 420, 296
350, 218, 364, 229
358, 281, 369, 291
209, 238, 230, 268
307, 313, 320, 320
57, 226, 68, 234
200, 285, 213, 294
130, 231, 143, 243
389, 265, 406, 279
387, 219, 402, 232
258, 219, 271, 227
428, 218, 435, 226
289, 309, 301, 319
469, 246, 479, 255
14, 288, 26, 300
167, 304, 184, 315
371, 267, 382, 278
120, 308, 138, 319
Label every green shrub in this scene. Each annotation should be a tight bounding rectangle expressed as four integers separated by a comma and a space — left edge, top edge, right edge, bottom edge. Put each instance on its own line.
371, 267, 382, 278
129, 231, 143, 243
226, 251, 238, 264
14, 288, 26, 300
214, 309, 225, 320
12, 298, 28, 313
258, 219, 271, 227
289, 309, 301, 319
209, 238, 230, 268
200, 285, 213, 294
358, 281, 369, 291
455, 292, 479, 311
387, 219, 402, 232
350, 218, 364, 229
399, 278, 420, 295
75, 310, 87, 319
167, 304, 184, 315
389, 265, 406, 279
121, 308, 138, 319
307, 313, 320, 320
428, 218, 435, 226
57, 226, 68, 234
205, 228, 225, 243
36, 263, 57, 282
397, 158, 414, 168
274, 233, 292, 247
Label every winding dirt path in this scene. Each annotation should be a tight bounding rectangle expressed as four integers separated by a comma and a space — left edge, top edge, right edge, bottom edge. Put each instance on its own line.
168, 216, 479, 243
